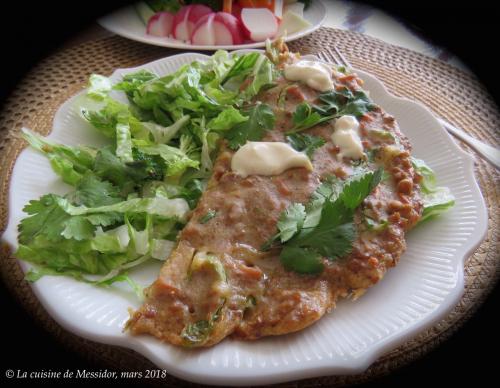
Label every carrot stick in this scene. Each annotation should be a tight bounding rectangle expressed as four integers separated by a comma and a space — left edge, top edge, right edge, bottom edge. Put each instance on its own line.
223, 0, 233, 13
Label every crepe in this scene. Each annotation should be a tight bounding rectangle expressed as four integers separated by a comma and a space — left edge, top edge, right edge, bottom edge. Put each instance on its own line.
127, 54, 423, 347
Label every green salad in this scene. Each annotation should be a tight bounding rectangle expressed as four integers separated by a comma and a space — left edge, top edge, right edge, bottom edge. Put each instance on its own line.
16, 49, 454, 295
17, 50, 278, 296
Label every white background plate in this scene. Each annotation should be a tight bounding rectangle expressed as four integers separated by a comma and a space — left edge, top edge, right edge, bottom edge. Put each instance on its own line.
1, 51, 488, 385
98, 2, 326, 50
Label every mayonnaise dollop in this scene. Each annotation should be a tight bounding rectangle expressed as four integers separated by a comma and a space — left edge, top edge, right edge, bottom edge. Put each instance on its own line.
284, 60, 334, 92
231, 142, 313, 178
331, 115, 365, 160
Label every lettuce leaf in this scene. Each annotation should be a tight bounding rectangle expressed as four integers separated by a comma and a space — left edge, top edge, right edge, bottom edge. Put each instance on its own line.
134, 141, 199, 176
87, 74, 112, 101
412, 157, 455, 222
22, 128, 95, 186
421, 187, 455, 222
207, 107, 248, 131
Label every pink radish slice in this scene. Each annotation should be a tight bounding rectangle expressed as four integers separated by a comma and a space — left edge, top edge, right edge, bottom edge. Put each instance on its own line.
173, 4, 212, 41
146, 12, 174, 37
213, 22, 236, 45
188, 4, 213, 20
213, 12, 244, 44
191, 13, 216, 45
240, 8, 278, 42
191, 12, 244, 45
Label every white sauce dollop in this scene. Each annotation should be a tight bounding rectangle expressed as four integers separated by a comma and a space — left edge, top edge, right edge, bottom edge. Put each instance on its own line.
331, 115, 365, 160
231, 141, 313, 178
284, 60, 334, 92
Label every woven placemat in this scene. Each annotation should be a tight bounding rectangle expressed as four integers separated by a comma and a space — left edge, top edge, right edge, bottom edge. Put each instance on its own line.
0, 27, 498, 387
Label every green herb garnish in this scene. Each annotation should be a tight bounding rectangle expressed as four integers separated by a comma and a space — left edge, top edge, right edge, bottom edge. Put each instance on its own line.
225, 103, 276, 149
263, 169, 383, 274
287, 102, 334, 133
199, 209, 217, 224
286, 133, 326, 159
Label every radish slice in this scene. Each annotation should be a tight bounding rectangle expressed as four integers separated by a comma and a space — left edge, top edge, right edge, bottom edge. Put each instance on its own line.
214, 12, 244, 44
213, 22, 235, 45
240, 8, 278, 42
173, 4, 212, 41
146, 12, 175, 37
191, 12, 244, 45
191, 14, 216, 45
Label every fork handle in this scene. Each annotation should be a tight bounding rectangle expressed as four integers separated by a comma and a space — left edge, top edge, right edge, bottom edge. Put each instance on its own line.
438, 118, 500, 170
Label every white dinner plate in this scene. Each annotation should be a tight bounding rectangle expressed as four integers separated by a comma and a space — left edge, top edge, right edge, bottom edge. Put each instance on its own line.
98, 2, 326, 50
1, 50, 488, 386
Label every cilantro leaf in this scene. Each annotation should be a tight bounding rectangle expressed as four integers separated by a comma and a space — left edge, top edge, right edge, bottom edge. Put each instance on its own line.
316, 89, 375, 118
288, 102, 334, 133
225, 103, 275, 149
93, 147, 147, 188
340, 91, 375, 117
285, 90, 374, 134
261, 203, 306, 250
70, 173, 123, 207
61, 216, 95, 241
18, 194, 70, 244
271, 169, 383, 274
280, 246, 324, 274
311, 175, 343, 202
289, 200, 355, 259
85, 212, 123, 227
179, 178, 205, 209
277, 203, 306, 242
286, 133, 326, 159
340, 168, 383, 210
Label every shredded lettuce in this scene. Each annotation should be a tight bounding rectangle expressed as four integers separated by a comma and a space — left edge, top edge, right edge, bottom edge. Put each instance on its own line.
22, 128, 95, 186
87, 74, 112, 101
412, 157, 455, 222
17, 50, 278, 296
207, 107, 248, 131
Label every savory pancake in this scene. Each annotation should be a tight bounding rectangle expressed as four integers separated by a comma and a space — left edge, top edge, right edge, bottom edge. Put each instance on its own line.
127, 52, 423, 347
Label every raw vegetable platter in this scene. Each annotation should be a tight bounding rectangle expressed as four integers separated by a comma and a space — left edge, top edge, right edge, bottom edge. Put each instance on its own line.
99, 1, 326, 50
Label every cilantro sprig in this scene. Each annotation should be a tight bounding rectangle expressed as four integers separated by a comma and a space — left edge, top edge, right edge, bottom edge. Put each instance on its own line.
288, 102, 335, 133
286, 89, 376, 134
224, 103, 276, 149
286, 133, 326, 159
263, 168, 383, 274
